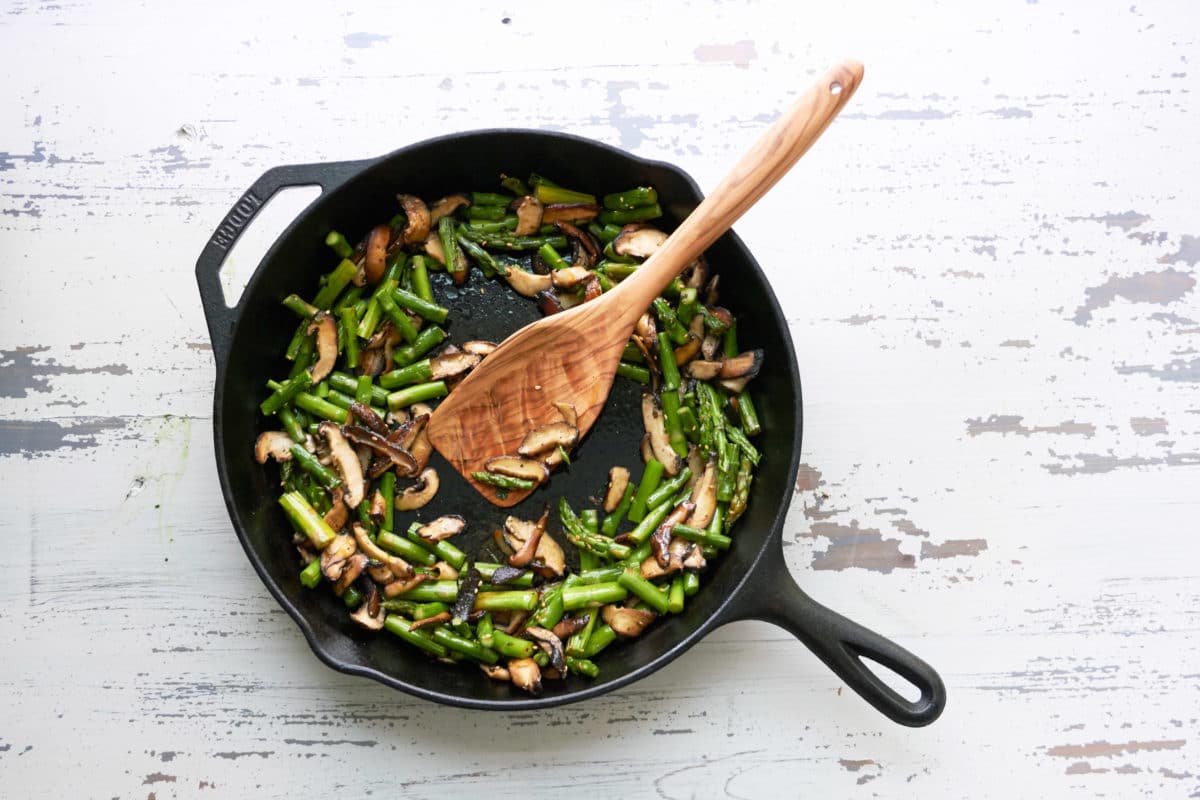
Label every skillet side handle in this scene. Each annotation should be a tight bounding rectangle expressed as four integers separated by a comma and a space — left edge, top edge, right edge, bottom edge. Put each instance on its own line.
723, 545, 946, 727
194, 160, 370, 369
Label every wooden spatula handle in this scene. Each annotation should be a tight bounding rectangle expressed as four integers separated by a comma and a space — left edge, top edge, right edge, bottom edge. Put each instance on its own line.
614, 59, 865, 312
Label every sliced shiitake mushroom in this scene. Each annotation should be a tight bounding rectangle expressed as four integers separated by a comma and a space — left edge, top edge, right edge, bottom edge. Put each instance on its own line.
642, 535, 697, 579
523, 626, 566, 673
307, 312, 338, 384
319, 422, 365, 507
705, 274, 720, 306
635, 312, 657, 343
700, 334, 721, 361
485, 456, 550, 485
511, 195, 544, 236
601, 604, 656, 637
334, 552, 368, 596
358, 345, 386, 378
408, 611, 451, 631
554, 402, 577, 427
396, 194, 431, 245
480, 663, 510, 682
431, 560, 459, 580
348, 402, 388, 437
604, 466, 630, 513
422, 231, 446, 266
536, 289, 564, 316
685, 447, 704, 492
673, 334, 701, 366
363, 224, 391, 285
541, 203, 599, 224
417, 515, 465, 543
462, 340, 497, 356
382, 572, 430, 598
407, 403, 435, 470
556, 221, 600, 269
517, 421, 579, 457
687, 459, 719, 528
686, 360, 723, 381
718, 377, 749, 394
396, 467, 438, 511
367, 561, 395, 584
550, 265, 592, 290
683, 255, 709, 290
255, 431, 294, 464
342, 424, 419, 477
350, 593, 387, 630
552, 614, 590, 640
650, 501, 694, 567
367, 489, 387, 526
429, 351, 481, 381
323, 486, 349, 531
507, 509, 548, 568
641, 394, 682, 476
719, 349, 763, 380
508, 657, 542, 694
503, 513, 565, 576
640, 433, 653, 464
502, 265, 553, 298
583, 276, 603, 302
429, 193, 470, 224
320, 534, 357, 582
612, 224, 668, 259
353, 523, 412, 579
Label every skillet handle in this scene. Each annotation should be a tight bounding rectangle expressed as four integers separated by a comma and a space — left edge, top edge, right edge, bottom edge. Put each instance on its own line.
722, 542, 946, 727
194, 160, 370, 369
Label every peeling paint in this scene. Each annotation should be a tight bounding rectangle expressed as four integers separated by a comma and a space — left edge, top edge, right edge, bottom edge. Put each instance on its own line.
1043, 450, 1200, 475
838, 314, 882, 326
1158, 234, 1200, 267
804, 521, 915, 573
966, 415, 1095, 438
920, 539, 988, 559
1130, 417, 1168, 436
1066, 211, 1150, 231
0, 418, 127, 457
1000, 339, 1033, 348
343, 32, 390, 49
988, 107, 1033, 118
0, 345, 130, 398
1117, 356, 1200, 383
839, 759, 875, 771
794, 464, 823, 492
1073, 268, 1195, 325
1046, 739, 1186, 758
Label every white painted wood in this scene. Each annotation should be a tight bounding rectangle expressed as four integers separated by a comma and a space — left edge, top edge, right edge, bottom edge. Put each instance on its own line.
2, 0, 1198, 796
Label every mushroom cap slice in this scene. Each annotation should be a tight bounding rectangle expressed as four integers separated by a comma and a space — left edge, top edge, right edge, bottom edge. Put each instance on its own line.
613, 224, 668, 259
320, 534, 357, 581
429, 351, 481, 381
550, 266, 592, 290
508, 657, 542, 694
718, 377, 749, 394
673, 334, 701, 366
364, 224, 391, 285
396, 467, 439, 511
353, 523, 412, 579
503, 514, 565, 576
554, 402, 578, 427
686, 458, 718, 529
255, 431, 295, 464
462, 340, 497, 356
601, 604, 656, 637
540, 203, 599, 223
685, 360, 723, 381
429, 193, 471, 224
396, 194, 431, 245
719, 349, 763, 380
350, 598, 386, 630
700, 334, 721, 361
523, 626, 566, 672
535, 289, 564, 316
417, 515, 466, 543
307, 313, 339, 384
555, 221, 600, 269
511, 195, 544, 236
604, 466, 631, 513
319, 421, 365, 507
323, 486, 350, 531
641, 394, 682, 476
502, 265, 552, 298
516, 421, 579, 457
484, 456, 550, 484
335, 552, 368, 596
480, 663, 510, 682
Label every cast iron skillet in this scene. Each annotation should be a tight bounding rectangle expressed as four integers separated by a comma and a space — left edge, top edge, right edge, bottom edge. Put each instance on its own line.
195, 130, 946, 726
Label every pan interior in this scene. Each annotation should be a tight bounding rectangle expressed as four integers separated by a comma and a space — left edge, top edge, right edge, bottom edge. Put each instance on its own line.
215, 131, 801, 706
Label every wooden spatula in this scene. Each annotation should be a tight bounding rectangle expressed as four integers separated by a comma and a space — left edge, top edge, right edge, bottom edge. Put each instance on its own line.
428, 60, 864, 506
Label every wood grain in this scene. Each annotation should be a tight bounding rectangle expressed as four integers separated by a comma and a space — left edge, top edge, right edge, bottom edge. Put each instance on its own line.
428, 61, 863, 505
2, 2, 1199, 797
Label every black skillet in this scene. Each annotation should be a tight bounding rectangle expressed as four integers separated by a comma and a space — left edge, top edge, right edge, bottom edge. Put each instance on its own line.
195, 130, 946, 726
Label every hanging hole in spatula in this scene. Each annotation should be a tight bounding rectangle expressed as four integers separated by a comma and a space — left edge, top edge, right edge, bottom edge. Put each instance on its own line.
830, 81, 843, 96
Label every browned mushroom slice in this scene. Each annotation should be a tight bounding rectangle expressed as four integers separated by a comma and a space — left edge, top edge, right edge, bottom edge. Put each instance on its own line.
407, 404, 434, 471
541, 203, 599, 223
353, 523, 412, 579
524, 626, 566, 672
504, 610, 530, 634
601, 604, 657, 637
517, 421, 579, 457
422, 231, 446, 266
431, 561, 459, 580
557, 290, 585, 310
685, 360, 723, 381
320, 534, 357, 582
367, 561, 395, 584
341, 425, 419, 477
643, 535, 698, 579
640, 433, 653, 463
485, 456, 550, 484
582, 276, 603, 302
550, 265, 592, 290
334, 552, 368, 596
673, 334, 701, 366
552, 614, 590, 640
554, 402, 577, 427
362, 224, 391, 285
348, 402, 388, 437
358, 346, 386, 378
350, 594, 387, 630
307, 312, 338, 383
511, 195, 544, 236
396, 194, 431, 245
555, 221, 600, 268
685, 447, 704, 492
650, 501, 694, 567
718, 377, 749, 394
641, 394, 682, 476
508, 657, 542, 694
635, 312, 657, 343
319, 422, 365, 507
367, 489, 387, 527
505, 509, 548, 568
395, 467, 438, 511
682, 543, 706, 571
719, 349, 763, 380
462, 340, 498, 356
683, 255, 709, 290
409, 611, 452, 631
503, 513, 565, 576
535, 289, 564, 316
502, 265, 553, 298
604, 466, 631, 513
254, 431, 295, 464
429, 193, 470, 224
687, 458, 718, 529
382, 572, 431, 598
705, 274, 720, 306
700, 334, 721, 361
417, 515, 466, 543
612, 224, 668, 259
429, 351, 481, 382
480, 663, 510, 682
323, 486, 349, 531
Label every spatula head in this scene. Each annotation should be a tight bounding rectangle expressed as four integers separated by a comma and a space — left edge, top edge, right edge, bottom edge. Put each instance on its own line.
426, 296, 630, 507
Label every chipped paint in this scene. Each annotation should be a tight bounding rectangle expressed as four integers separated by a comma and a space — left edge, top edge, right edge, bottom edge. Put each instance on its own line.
1073, 268, 1195, 325
1046, 739, 1186, 758
1158, 234, 1200, 267
1130, 417, 1168, 436
920, 539, 988, 559
342, 32, 390, 48
1000, 339, 1033, 348
1116, 356, 1200, 383
965, 415, 1095, 438
0, 346, 130, 398
0, 418, 127, 457
804, 521, 915, 573
1043, 450, 1200, 475
1066, 211, 1150, 231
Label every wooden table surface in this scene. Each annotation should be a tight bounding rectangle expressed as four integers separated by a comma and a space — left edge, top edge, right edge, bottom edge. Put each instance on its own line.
3, 1, 1198, 797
